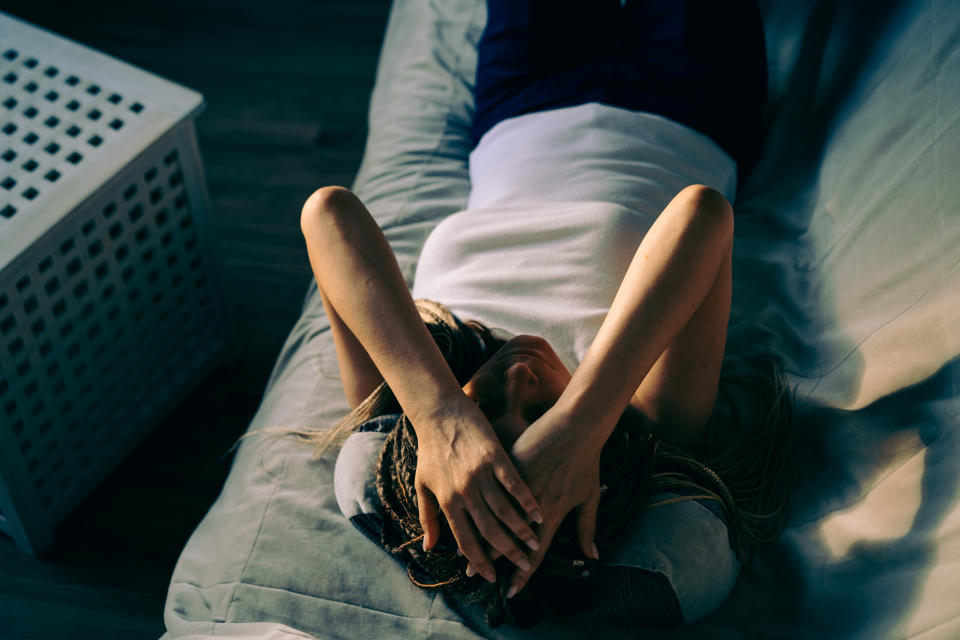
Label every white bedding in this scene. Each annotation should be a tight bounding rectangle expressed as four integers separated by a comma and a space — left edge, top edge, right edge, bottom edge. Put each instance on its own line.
162, 1, 960, 638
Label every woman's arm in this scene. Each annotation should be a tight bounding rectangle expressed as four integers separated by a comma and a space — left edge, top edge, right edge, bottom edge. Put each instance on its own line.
315, 279, 382, 408
300, 187, 455, 410
503, 184, 734, 596
563, 183, 733, 448
300, 186, 542, 580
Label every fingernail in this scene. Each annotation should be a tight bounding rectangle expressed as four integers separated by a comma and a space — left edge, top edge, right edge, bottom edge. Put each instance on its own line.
525, 537, 540, 552
516, 556, 531, 572
507, 585, 518, 599
483, 569, 496, 583
466, 564, 475, 577
591, 543, 600, 560
531, 511, 544, 524
422, 539, 429, 552
456, 548, 463, 557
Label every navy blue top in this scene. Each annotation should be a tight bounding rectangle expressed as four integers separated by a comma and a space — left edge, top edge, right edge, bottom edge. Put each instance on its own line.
472, 0, 768, 179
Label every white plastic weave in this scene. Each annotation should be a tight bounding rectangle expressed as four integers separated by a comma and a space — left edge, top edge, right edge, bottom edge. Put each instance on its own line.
0, 11, 228, 555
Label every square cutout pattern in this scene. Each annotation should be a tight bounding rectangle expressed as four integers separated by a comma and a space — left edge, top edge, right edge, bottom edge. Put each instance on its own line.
0, 146, 225, 525
0, 14, 218, 556
1, 46, 146, 224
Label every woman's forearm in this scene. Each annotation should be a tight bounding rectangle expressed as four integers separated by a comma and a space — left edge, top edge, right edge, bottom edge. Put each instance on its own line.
315, 286, 381, 407
554, 185, 734, 451
300, 186, 466, 419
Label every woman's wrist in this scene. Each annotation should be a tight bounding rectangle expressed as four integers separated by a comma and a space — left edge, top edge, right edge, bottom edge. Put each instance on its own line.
407, 388, 493, 443
550, 384, 625, 457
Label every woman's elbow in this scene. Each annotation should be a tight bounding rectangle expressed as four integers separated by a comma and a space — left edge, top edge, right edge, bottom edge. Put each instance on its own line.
679, 184, 734, 241
300, 185, 357, 237
662, 185, 733, 261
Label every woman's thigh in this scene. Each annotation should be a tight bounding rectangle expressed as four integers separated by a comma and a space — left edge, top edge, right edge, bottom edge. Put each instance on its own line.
471, 0, 767, 173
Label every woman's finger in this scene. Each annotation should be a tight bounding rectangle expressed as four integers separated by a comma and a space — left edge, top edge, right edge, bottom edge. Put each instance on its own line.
480, 480, 540, 553
492, 459, 543, 525
416, 485, 441, 551
466, 489, 533, 572
446, 509, 497, 583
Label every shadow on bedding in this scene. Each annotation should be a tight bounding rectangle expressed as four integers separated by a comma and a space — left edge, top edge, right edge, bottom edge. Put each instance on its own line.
735, 0, 921, 401
722, 0, 960, 637
794, 356, 960, 638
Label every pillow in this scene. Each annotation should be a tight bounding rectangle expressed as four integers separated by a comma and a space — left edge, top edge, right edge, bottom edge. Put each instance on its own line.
333, 423, 740, 627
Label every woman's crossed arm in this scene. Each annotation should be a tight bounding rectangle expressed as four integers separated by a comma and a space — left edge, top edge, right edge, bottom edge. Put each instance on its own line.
300, 186, 541, 583
504, 184, 734, 597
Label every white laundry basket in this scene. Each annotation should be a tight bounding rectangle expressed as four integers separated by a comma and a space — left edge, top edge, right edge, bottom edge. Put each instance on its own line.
0, 11, 229, 555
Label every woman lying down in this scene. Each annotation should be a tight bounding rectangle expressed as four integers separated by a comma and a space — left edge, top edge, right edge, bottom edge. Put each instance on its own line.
281, 0, 793, 630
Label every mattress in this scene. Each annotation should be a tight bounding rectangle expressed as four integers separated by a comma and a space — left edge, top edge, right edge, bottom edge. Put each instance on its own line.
161, 0, 960, 638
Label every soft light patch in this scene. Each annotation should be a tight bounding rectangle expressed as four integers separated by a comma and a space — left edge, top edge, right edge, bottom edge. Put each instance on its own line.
820, 446, 926, 559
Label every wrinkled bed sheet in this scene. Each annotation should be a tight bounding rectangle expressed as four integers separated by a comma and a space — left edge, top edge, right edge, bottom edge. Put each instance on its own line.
162, 0, 960, 638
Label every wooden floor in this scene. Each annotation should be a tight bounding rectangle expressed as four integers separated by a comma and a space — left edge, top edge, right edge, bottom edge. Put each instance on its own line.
0, 1, 392, 638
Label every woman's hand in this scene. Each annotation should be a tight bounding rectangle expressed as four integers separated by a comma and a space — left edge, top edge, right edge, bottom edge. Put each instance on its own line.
501, 406, 605, 598
412, 396, 543, 584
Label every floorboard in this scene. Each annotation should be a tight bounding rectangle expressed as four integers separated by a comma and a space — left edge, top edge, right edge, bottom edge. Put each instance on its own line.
0, 1, 392, 637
